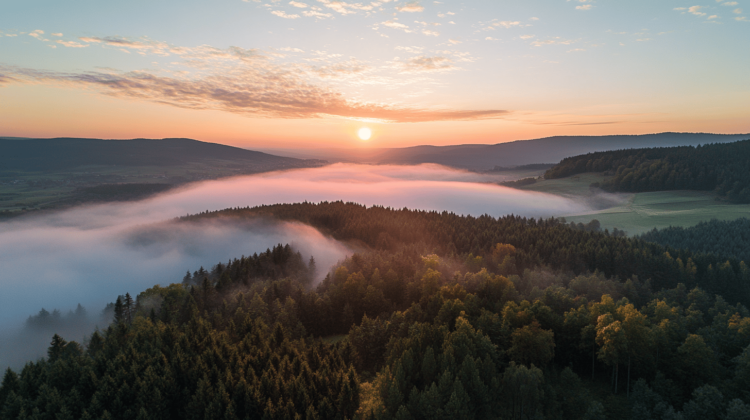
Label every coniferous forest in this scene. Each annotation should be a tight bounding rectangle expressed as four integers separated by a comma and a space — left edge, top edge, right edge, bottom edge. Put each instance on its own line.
543, 140, 750, 202
640, 218, 750, 264
3, 202, 750, 420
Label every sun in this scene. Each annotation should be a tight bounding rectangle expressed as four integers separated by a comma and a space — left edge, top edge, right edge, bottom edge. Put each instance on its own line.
357, 127, 372, 141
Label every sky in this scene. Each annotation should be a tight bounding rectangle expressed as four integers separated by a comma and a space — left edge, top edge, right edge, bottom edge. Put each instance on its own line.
0, 0, 748, 148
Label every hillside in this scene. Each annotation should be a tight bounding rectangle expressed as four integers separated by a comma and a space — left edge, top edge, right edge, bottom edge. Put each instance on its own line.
0, 138, 326, 217
262, 132, 750, 171
544, 139, 750, 203
0, 137, 319, 171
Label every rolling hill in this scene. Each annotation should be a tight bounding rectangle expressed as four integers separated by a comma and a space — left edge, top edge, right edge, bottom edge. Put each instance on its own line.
0, 137, 321, 171
262, 132, 750, 171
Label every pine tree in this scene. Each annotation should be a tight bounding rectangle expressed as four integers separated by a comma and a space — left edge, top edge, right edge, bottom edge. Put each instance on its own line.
124, 293, 134, 324
114, 297, 125, 325
48, 333, 68, 362
0, 368, 19, 410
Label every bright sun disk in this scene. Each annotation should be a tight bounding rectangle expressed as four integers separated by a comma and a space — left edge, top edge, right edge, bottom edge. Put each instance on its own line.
358, 127, 372, 141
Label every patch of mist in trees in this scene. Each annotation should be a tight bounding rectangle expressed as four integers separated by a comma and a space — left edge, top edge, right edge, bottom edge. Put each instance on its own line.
583, 189, 630, 210
0, 162, 591, 369
0, 303, 110, 371
0, 216, 350, 370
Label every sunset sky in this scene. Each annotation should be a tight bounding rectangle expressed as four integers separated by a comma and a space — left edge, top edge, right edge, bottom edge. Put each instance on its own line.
1, 0, 748, 148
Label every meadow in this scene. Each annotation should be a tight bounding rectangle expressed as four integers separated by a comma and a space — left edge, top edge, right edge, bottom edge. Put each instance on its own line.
520, 173, 750, 235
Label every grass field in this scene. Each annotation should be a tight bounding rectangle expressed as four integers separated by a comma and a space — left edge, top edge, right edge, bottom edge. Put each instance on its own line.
520, 173, 750, 236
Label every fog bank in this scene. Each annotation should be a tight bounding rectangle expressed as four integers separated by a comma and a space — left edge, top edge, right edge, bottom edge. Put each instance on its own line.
0, 163, 589, 369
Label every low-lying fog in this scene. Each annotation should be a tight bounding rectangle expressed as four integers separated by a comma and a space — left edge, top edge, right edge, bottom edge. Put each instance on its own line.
0, 163, 591, 369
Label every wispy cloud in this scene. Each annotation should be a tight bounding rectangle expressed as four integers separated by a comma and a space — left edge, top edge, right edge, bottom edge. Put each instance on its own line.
530, 37, 575, 47
396, 2, 424, 12
0, 64, 507, 123
56, 40, 89, 48
79, 36, 174, 55
571, 0, 595, 10
381, 20, 412, 33
391, 55, 454, 73
271, 10, 301, 18
304, 10, 333, 18
317, 0, 374, 15
688, 5, 707, 16
493, 21, 521, 29
28, 30, 48, 42
395, 45, 424, 54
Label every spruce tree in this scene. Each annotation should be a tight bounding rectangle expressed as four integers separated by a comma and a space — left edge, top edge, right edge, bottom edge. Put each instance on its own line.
124, 293, 134, 324
113, 297, 125, 325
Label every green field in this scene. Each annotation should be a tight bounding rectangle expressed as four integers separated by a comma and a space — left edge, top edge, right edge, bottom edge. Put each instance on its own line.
520, 173, 750, 236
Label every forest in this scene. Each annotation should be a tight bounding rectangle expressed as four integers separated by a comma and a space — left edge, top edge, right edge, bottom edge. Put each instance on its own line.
2, 202, 750, 419
640, 218, 750, 264
543, 140, 750, 202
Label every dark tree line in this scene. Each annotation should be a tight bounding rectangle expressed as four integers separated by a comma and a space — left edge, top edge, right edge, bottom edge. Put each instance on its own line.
640, 218, 750, 264
183, 202, 750, 307
544, 139, 750, 202
3, 202, 750, 419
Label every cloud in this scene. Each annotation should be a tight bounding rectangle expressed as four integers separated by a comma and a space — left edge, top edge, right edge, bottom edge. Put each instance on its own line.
316, 0, 373, 15
448, 39, 461, 44
530, 37, 574, 47
422, 29, 440, 36
494, 21, 521, 28
303, 10, 333, 18
396, 2, 424, 12
56, 40, 89, 48
688, 5, 707, 16
79, 36, 174, 56
392, 55, 454, 73
51, 33, 63, 37
0, 65, 507, 123
733, 7, 743, 13
289, 1, 309, 7
272, 10, 301, 18
576, 4, 592, 10
28, 30, 48, 41
382, 20, 412, 32
310, 59, 370, 78
395, 45, 424, 53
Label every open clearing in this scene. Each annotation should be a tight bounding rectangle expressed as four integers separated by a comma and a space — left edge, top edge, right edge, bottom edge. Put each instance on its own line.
520, 173, 750, 236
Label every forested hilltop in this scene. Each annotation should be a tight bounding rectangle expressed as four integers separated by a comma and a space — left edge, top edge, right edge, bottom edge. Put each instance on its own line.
3, 202, 750, 420
544, 139, 750, 203
640, 218, 750, 263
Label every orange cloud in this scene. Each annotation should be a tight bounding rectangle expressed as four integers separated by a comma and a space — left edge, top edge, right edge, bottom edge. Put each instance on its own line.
0, 65, 508, 123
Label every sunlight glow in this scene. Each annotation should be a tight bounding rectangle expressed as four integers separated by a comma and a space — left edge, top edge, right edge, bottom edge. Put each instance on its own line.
358, 127, 372, 140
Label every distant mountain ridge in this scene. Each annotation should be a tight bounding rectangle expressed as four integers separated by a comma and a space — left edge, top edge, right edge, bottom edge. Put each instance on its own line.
260, 132, 750, 170
0, 137, 320, 171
